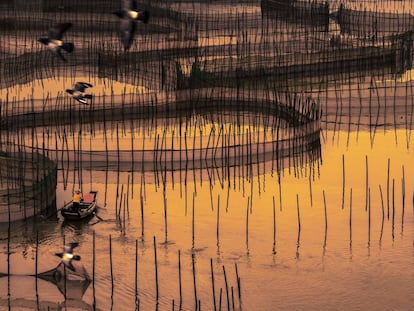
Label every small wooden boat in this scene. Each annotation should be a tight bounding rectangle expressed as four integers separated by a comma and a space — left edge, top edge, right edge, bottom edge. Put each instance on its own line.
60, 191, 98, 220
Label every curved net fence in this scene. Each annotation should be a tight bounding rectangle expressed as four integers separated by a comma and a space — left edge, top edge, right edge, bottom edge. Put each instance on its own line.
1, 90, 322, 180
0, 0, 413, 219
1, 0, 412, 89
0, 148, 57, 222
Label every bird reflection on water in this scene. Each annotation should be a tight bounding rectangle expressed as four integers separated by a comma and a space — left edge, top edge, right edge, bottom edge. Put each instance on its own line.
0, 261, 95, 310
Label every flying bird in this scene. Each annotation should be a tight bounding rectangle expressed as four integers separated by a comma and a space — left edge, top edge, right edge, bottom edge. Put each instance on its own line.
55, 242, 81, 272
38, 23, 74, 61
66, 82, 93, 104
113, 0, 149, 50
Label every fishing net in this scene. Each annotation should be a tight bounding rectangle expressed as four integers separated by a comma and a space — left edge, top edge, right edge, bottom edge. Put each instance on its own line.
0, 149, 57, 222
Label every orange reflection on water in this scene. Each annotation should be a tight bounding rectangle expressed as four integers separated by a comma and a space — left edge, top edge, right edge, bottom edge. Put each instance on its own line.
51, 128, 413, 309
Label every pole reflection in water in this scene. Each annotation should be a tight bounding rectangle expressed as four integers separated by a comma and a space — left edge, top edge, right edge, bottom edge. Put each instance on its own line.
2, 124, 414, 310
1, 0, 414, 310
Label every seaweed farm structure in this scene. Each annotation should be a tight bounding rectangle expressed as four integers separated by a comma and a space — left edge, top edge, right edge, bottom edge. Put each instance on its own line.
1, 0, 414, 310
0, 0, 412, 220
333, 3, 414, 39
1, 89, 322, 175
261, 0, 330, 29
0, 148, 57, 222
1, 1, 413, 89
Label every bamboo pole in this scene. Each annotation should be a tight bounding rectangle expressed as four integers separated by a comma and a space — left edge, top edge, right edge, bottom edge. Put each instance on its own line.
323, 190, 327, 251
368, 187, 371, 248
379, 184, 385, 244
217, 197, 220, 249
223, 266, 230, 311
211, 258, 217, 311
401, 165, 405, 235
365, 155, 369, 211
272, 196, 276, 255
178, 250, 183, 310
93, 230, 96, 309
342, 154, 345, 209
295, 193, 301, 260
246, 197, 249, 254
235, 263, 241, 311
192, 191, 196, 250
192, 252, 198, 310
135, 239, 139, 309
154, 236, 159, 306
110, 235, 114, 303
348, 187, 352, 250
392, 178, 395, 241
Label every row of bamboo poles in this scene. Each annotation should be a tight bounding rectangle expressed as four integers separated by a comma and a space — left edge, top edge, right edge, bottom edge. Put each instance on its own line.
106, 150, 411, 248
3, 228, 243, 311
1, 1, 412, 89
0, 1, 413, 308
2, 147, 410, 308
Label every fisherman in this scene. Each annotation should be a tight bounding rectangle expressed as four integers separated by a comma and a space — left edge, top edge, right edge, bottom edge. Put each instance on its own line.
72, 190, 82, 211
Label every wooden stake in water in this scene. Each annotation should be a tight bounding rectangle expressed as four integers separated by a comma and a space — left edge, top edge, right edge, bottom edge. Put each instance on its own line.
63, 234, 67, 299
309, 175, 313, 207
368, 187, 371, 247
192, 191, 195, 250
110, 235, 114, 302
140, 194, 145, 239
35, 230, 39, 304
387, 158, 390, 220
219, 288, 223, 311
217, 199, 220, 250
392, 179, 395, 241
231, 286, 235, 311
93, 230, 96, 309
349, 188, 352, 248
223, 266, 230, 311
379, 184, 385, 244
323, 190, 327, 251
272, 196, 276, 255
118, 184, 124, 220
135, 239, 139, 309
211, 258, 217, 311
401, 165, 405, 235
178, 250, 183, 310
154, 236, 159, 305
163, 186, 168, 243
296, 194, 301, 260
235, 263, 242, 311
296, 194, 301, 234
342, 154, 345, 209
7, 216, 10, 307
246, 197, 250, 255
192, 253, 198, 310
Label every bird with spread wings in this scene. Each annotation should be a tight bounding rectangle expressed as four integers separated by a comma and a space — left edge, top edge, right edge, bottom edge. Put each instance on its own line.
113, 0, 149, 51
55, 242, 81, 272
38, 23, 74, 61
66, 82, 93, 105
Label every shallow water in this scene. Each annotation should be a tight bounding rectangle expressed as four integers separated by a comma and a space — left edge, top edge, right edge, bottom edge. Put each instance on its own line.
1, 1, 414, 310
1, 66, 413, 311
0, 126, 413, 310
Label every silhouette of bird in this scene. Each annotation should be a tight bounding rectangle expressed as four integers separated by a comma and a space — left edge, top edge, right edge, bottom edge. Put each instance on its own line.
113, 0, 149, 50
55, 242, 81, 272
66, 82, 93, 104
38, 23, 74, 61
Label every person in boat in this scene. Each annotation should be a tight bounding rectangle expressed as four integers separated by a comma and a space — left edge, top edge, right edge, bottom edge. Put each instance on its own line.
72, 190, 82, 211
